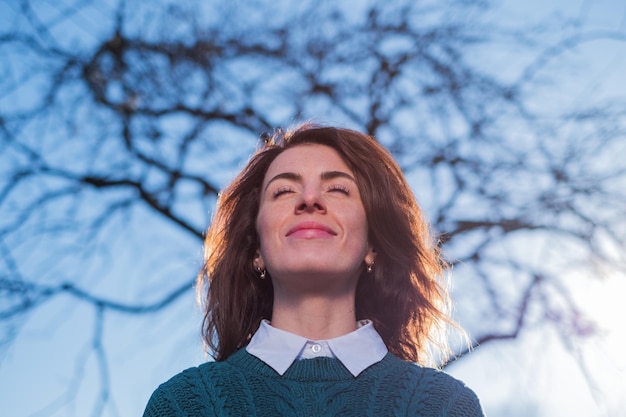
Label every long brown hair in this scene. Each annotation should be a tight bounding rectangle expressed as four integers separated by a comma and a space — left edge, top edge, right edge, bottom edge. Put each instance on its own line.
198, 123, 455, 366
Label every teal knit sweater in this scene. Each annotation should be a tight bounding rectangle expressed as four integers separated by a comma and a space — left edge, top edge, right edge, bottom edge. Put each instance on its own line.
143, 349, 484, 417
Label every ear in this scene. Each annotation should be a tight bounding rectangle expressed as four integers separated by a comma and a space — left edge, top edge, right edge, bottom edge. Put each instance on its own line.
364, 246, 377, 266
253, 250, 265, 271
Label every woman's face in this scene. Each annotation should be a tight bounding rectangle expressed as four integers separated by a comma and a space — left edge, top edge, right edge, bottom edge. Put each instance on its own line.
255, 144, 376, 292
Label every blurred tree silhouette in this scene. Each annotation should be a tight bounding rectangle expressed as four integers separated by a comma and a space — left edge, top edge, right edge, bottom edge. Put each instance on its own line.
1, 0, 625, 415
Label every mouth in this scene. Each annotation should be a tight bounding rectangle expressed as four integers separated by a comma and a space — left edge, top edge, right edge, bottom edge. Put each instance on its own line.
286, 221, 337, 238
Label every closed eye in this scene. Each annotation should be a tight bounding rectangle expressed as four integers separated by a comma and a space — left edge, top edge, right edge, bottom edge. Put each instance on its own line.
272, 186, 295, 198
327, 184, 350, 195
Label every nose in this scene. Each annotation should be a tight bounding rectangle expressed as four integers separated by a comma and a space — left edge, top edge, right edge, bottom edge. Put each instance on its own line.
295, 186, 326, 214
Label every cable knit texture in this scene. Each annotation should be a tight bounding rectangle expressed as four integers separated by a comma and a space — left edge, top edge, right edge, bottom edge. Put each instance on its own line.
143, 349, 485, 417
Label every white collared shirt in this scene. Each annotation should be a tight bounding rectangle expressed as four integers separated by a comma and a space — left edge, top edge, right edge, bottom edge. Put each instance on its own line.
246, 319, 388, 377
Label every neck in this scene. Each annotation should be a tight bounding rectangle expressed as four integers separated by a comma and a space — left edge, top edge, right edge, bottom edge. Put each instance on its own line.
270, 291, 358, 340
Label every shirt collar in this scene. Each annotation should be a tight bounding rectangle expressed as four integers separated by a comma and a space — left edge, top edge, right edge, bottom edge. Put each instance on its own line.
246, 319, 388, 377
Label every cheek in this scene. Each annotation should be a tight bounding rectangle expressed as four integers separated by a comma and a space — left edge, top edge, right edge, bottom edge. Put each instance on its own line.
348, 207, 368, 235
342, 212, 370, 250
256, 209, 275, 248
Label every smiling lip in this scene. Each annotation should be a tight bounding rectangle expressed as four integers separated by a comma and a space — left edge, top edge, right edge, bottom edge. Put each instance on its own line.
286, 221, 337, 238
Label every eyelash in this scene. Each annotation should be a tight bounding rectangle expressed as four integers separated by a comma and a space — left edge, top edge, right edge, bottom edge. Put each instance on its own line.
272, 186, 294, 198
327, 184, 350, 195
271, 184, 351, 198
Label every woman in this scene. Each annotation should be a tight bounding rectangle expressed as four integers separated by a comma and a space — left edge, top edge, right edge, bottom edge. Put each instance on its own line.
143, 124, 485, 417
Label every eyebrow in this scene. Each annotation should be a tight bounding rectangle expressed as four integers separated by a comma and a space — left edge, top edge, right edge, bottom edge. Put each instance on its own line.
264, 170, 356, 191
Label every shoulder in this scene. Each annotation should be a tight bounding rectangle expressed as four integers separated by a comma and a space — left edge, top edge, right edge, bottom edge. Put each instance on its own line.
376, 354, 485, 417
158, 359, 234, 391
143, 350, 262, 417
142, 360, 235, 417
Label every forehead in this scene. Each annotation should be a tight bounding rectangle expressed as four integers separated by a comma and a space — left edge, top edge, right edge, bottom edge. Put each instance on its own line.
263, 144, 353, 180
